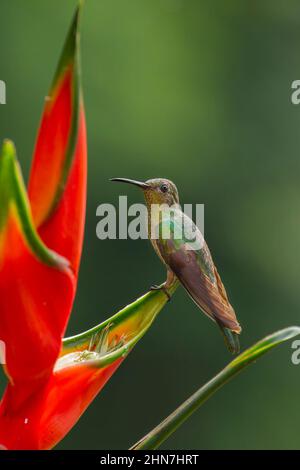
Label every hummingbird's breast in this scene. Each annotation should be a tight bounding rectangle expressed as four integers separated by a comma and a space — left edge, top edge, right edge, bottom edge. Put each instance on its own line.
147, 204, 181, 268
147, 209, 168, 266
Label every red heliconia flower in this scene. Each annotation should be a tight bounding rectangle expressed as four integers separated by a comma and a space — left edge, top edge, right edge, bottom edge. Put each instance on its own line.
0, 7, 86, 386
0, 3, 176, 449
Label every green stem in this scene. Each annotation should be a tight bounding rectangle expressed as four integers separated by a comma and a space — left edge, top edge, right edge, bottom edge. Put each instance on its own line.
131, 326, 300, 450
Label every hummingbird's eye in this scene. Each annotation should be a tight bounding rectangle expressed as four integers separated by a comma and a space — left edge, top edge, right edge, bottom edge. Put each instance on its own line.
160, 184, 168, 193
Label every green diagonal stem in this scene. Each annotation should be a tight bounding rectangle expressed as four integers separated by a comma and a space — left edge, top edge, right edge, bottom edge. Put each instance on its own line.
131, 326, 300, 450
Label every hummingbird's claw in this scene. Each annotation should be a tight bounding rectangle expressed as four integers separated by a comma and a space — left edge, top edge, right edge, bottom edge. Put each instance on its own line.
150, 284, 171, 302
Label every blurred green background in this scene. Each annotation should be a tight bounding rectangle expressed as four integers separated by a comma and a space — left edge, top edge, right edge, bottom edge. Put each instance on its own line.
1, 0, 300, 450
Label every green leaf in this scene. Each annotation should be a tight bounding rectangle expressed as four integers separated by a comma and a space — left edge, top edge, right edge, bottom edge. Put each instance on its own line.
131, 326, 300, 450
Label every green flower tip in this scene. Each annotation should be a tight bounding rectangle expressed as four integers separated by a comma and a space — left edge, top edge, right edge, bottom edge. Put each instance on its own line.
1, 139, 16, 161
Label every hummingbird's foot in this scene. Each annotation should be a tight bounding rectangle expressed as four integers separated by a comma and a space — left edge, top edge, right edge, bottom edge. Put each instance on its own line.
150, 284, 171, 302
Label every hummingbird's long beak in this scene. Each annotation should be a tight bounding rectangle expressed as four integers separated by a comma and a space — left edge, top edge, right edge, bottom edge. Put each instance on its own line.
110, 178, 150, 190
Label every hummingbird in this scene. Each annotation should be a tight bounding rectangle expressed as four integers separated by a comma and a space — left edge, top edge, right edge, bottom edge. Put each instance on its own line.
110, 177, 241, 354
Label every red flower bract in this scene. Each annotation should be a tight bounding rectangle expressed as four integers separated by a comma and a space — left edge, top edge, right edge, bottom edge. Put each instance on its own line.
0, 5, 85, 385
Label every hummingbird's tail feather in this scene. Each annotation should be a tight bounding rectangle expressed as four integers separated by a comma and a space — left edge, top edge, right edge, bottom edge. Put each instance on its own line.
218, 325, 240, 354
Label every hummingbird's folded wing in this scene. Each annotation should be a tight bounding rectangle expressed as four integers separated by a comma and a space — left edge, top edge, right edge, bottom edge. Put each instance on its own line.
156, 218, 241, 334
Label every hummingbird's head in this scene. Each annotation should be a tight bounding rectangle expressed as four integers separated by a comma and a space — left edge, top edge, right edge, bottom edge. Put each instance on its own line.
110, 177, 179, 206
